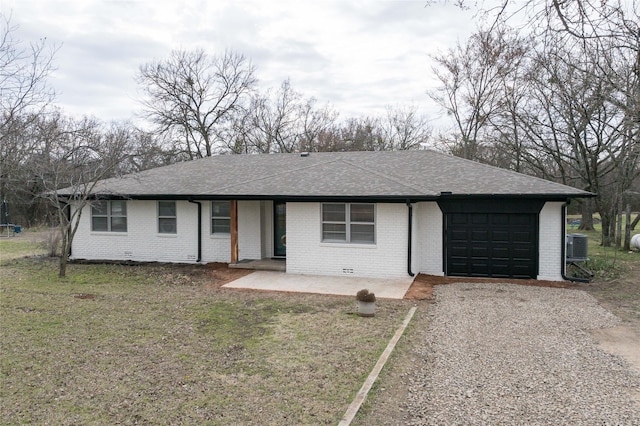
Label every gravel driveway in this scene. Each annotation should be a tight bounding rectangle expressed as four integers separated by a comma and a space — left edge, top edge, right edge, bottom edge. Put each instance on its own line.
405, 283, 640, 425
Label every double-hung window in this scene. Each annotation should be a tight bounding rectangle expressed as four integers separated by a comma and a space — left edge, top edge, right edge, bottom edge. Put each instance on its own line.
322, 203, 375, 244
91, 200, 127, 232
158, 201, 177, 234
211, 201, 231, 234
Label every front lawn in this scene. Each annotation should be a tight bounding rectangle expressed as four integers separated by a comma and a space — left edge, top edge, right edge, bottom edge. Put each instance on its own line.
0, 258, 411, 425
564, 216, 639, 280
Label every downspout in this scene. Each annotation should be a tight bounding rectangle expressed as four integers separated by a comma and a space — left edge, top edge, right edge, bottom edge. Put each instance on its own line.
561, 200, 590, 283
188, 199, 202, 263
406, 200, 415, 277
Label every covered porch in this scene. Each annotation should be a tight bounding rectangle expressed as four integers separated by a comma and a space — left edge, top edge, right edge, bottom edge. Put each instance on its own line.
227, 199, 286, 270
229, 258, 286, 272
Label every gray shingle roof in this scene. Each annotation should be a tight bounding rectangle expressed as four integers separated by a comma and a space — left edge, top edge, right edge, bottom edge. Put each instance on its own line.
66, 150, 591, 200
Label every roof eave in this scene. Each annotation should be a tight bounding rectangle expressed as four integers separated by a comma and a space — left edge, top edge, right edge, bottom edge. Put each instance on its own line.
65, 191, 595, 202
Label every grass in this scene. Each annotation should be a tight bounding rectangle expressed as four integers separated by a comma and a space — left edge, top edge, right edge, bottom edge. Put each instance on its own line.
565, 218, 640, 325
2, 226, 637, 423
0, 257, 411, 425
0, 238, 45, 261
565, 219, 639, 280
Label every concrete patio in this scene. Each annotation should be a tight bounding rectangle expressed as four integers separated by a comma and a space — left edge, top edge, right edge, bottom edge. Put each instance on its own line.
222, 271, 414, 299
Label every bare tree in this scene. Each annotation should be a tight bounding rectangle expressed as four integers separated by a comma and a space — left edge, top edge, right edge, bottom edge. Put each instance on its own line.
379, 104, 432, 150
0, 14, 56, 132
137, 49, 256, 159
515, 31, 636, 246
125, 128, 180, 172
0, 14, 57, 225
297, 97, 340, 152
429, 26, 529, 161
231, 79, 338, 154
339, 116, 384, 151
33, 115, 131, 277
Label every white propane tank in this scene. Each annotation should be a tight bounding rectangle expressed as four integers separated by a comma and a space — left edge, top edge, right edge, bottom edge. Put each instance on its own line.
632, 234, 640, 250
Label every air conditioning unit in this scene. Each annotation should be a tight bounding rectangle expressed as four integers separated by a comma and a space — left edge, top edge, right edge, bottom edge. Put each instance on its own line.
566, 234, 589, 262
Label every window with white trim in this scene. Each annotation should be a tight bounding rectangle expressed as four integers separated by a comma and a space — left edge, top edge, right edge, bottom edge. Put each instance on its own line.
322, 203, 375, 244
158, 201, 177, 234
91, 200, 127, 232
211, 201, 231, 234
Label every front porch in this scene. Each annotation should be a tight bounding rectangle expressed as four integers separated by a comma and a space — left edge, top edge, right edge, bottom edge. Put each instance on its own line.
227, 199, 285, 266
229, 258, 286, 272
223, 270, 413, 299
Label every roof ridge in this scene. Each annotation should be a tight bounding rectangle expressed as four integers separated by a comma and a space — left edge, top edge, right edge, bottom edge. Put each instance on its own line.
340, 158, 429, 195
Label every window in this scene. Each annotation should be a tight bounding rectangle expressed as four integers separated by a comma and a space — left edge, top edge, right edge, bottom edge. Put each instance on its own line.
91, 200, 127, 232
322, 203, 375, 244
211, 201, 230, 234
158, 201, 177, 234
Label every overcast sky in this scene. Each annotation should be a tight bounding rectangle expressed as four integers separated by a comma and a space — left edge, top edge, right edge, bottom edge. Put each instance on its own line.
3, 0, 480, 126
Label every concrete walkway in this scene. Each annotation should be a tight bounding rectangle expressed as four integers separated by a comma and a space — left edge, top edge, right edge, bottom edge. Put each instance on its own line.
222, 271, 414, 299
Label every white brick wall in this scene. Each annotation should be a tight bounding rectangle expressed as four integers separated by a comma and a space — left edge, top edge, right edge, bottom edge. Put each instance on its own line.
71, 200, 200, 263
286, 202, 410, 279
237, 200, 262, 260
413, 202, 444, 276
71, 200, 267, 264
538, 201, 564, 281
194, 201, 229, 263
71, 198, 564, 281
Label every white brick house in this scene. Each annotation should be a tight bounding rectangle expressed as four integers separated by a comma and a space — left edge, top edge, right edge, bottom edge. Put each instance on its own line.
63, 151, 592, 281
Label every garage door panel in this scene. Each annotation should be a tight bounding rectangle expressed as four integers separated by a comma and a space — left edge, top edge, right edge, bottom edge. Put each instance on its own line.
510, 214, 534, 226
512, 247, 534, 259
470, 262, 489, 275
471, 214, 489, 225
490, 263, 511, 276
449, 261, 470, 275
450, 229, 469, 241
491, 214, 510, 225
471, 230, 489, 242
446, 212, 538, 279
491, 230, 510, 242
450, 247, 468, 258
491, 247, 510, 259
450, 213, 469, 225
472, 246, 489, 257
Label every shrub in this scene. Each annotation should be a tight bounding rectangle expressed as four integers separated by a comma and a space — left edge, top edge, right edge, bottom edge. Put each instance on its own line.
356, 289, 376, 303
41, 229, 61, 257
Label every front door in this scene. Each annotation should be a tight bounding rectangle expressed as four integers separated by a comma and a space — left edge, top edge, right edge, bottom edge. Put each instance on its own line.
274, 201, 286, 257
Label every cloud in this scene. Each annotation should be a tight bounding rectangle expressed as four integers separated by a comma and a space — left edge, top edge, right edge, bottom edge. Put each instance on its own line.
5, 0, 477, 124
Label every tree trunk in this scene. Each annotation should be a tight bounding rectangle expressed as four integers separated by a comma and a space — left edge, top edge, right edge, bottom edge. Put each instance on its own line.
59, 251, 67, 278
578, 199, 595, 231
631, 213, 640, 230
624, 203, 632, 251
600, 212, 613, 246
58, 224, 68, 278
616, 198, 623, 248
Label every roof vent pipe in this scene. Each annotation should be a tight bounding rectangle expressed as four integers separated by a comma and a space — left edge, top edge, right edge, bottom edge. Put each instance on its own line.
300, 152, 310, 157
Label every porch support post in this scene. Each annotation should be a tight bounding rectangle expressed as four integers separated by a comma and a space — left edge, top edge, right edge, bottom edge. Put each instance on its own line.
230, 200, 238, 264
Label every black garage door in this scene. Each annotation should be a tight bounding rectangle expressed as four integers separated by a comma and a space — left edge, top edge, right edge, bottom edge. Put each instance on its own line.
445, 212, 538, 278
